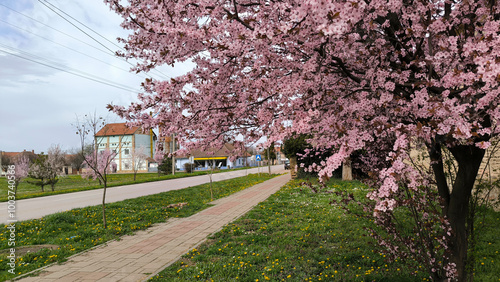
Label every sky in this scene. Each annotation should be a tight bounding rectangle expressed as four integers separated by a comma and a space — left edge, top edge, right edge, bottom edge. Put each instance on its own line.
0, 0, 193, 154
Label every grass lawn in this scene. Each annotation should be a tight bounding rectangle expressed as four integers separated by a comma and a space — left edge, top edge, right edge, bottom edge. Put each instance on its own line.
0, 173, 277, 281
151, 179, 500, 282
0, 168, 250, 202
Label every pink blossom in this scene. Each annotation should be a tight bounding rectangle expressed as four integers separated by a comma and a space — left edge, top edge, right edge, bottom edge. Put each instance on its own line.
82, 149, 116, 183
104, 1, 499, 279
476, 141, 491, 149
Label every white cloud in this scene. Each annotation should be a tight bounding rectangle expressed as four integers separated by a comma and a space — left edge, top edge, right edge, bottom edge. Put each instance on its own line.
0, 0, 190, 153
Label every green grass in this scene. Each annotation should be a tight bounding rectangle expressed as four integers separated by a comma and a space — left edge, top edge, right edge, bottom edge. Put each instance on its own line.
470, 205, 500, 281
0, 173, 277, 281
0, 168, 250, 202
151, 179, 500, 282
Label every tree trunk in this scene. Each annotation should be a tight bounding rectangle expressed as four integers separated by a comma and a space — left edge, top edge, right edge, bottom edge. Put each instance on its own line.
267, 147, 271, 175
209, 165, 214, 200
51, 179, 56, 192
290, 157, 297, 179
428, 144, 450, 213
429, 142, 486, 280
102, 181, 107, 229
445, 145, 485, 281
342, 157, 353, 181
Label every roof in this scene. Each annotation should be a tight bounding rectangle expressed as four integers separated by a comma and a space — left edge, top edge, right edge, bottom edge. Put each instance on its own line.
1, 150, 37, 161
190, 143, 236, 158
180, 143, 248, 158
1, 152, 19, 158
95, 123, 142, 137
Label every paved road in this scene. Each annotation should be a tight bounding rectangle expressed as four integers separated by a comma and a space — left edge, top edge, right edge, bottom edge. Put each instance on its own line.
2, 165, 285, 224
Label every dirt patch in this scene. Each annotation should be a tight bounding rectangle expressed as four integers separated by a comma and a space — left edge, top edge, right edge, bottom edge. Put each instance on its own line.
164, 202, 188, 209
0, 244, 59, 257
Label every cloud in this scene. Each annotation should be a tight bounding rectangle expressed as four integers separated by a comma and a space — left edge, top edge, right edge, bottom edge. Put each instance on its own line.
0, 0, 184, 153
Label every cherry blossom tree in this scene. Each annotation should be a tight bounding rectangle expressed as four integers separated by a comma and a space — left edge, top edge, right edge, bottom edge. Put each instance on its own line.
106, 0, 500, 280
81, 149, 116, 229
47, 144, 66, 191
28, 153, 54, 192
27, 146, 65, 192
81, 149, 116, 187
74, 113, 117, 229
11, 155, 30, 194
130, 146, 148, 181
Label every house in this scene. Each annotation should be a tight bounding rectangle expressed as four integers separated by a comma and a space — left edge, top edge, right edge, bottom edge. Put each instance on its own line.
1, 150, 37, 162
95, 123, 156, 173
157, 135, 178, 155
275, 145, 286, 164
0, 150, 37, 175
175, 143, 251, 170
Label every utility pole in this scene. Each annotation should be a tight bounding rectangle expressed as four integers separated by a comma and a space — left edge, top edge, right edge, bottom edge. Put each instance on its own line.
149, 112, 154, 158
171, 133, 175, 175
267, 146, 271, 175
244, 136, 248, 176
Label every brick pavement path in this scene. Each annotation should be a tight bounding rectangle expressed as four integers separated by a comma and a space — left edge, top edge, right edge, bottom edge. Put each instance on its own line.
18, 173, 290, 282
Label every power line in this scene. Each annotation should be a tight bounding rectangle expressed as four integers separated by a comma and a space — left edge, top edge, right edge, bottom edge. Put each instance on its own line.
1, 1, 169, 84
0, 48, 141, 93
37, 0, 166, 81
40, 0, 125, 52
38, 0, 185, 82
0, 43, 67, 69
0, 3, 112, 56
1, 1, 195, 96
37, 0, 118, 55
0, 19, 149, 80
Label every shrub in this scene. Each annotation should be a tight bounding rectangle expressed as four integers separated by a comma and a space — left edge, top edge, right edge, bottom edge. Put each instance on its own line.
184, 163, 194, 173
158, 155, 173, 175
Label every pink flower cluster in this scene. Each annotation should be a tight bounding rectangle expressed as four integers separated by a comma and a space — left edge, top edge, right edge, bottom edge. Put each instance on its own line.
105, 1, 499, 279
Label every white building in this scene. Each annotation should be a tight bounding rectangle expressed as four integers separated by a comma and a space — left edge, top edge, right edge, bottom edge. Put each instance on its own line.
95, 123, 156, 173
175, 143, 251, 171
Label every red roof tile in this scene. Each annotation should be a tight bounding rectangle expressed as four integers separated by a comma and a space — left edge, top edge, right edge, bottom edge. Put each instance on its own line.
1, 150, 37, 161
95, 123, 141, 137
2, 152, 19, 158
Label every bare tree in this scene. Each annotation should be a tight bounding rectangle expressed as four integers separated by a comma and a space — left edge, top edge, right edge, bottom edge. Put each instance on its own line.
1, 154, 12, 174
67, 147, 89, 174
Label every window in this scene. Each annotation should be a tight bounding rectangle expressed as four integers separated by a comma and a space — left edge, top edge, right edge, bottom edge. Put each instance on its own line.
124, 149, 130, 155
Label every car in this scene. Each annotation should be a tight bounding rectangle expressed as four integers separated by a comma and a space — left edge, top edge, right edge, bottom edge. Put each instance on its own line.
284, 160, 290, 170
